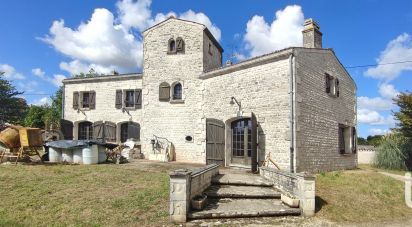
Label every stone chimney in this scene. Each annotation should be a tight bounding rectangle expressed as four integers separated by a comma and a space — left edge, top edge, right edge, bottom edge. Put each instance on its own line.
302, 19, 322, 48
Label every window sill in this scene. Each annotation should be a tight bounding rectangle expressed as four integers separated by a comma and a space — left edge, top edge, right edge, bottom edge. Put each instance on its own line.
170, 99, 184, 104
78, 108, 91, 111
339, 153, 354, 157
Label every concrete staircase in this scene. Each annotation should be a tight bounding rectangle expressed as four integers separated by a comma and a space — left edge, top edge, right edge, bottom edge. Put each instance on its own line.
188, 171, 301, 219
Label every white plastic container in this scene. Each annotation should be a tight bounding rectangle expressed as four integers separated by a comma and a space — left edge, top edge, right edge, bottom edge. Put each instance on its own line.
82, 146, 98, 164
98, 146, 107, 163
49, 147, 62, 162
73, 148, 83, 164
61, 149, 73, 163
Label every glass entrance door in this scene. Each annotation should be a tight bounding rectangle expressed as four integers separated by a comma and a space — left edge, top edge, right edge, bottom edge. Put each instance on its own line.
231, 118, 252, 165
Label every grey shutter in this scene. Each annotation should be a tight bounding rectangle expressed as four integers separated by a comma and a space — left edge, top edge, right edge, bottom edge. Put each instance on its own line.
352, 127, 357, 153
93, 121, 104, 141
159, 82, 170, 101
135, 89, 142, 109
251, 112, 258, 173
73, 92, 79, 110
115, 90, 122, 109
104, 121, 116, 143
325, 74, 331, 94
335, 78, 340, 97
176, 37, 184, 52
127, 123, 140, 141
60, 119, 73, 140
90, 91, 96, 109
338, 125, 345, 154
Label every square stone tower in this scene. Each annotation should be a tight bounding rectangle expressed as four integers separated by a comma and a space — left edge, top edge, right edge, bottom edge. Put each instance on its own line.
302, 18, 322, 48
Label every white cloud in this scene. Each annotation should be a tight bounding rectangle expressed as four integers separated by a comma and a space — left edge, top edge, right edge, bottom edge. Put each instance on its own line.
378, 83, 399, 99
178, 10, 221, 41
368, 128, 389, 136
358, 109, 386, 125
42, 8, 143, 70
59, 60, 114, 75
116, 0, 152, 31
357, 109, 396, 126
42, 1, 221, 75
31, 97, 51, 106
17, 81, 38, 93
31, 68, 66, 87
0, 64, 25, 80
32, 68, 45, 78
51, 74, 67, 87
357, 96, 393, 111
365, 33, 412, 81
243, 5, 304, 57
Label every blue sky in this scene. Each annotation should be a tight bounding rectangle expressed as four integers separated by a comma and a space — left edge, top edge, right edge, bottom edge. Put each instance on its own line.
0, 0, 411, 137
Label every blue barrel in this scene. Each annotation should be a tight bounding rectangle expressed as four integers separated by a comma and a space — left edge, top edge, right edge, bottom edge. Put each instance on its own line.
82, 146, 98, 164
73, 148, 83, 164
49, 147, 62, 162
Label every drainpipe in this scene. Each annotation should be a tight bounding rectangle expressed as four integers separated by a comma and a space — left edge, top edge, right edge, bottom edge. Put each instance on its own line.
288, 52, 296, 173
62, 84, 65, 120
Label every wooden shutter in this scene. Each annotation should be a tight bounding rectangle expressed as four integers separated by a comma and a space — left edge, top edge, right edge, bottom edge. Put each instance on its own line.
251, 112, 258, 172
338, 125, 345, 154
93, 121, 104, 141
104, 121, 116, 143
89, 91, 96, 109
60, 119, 73, 140
335, 78, 340, 97
115, 90, 123, 109
352, 127, 357, 153
73, 92, 79, 110
134, 89, 142, 109
159, 82, 170, 101
127, 123, 140, 141
176, 37, 184, 52
325, 74, 331, 94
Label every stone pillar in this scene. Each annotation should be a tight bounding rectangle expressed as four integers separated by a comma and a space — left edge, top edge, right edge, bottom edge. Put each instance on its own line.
169, 169, 192, 223
297, 173, 316, 217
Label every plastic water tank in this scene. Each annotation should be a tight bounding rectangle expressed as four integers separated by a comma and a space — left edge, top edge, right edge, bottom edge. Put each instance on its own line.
61, 149, 73, 163
73, 148, 83, 164
82, 146, 98, 164
49, 147, 62, 162
98, 146, 107, 163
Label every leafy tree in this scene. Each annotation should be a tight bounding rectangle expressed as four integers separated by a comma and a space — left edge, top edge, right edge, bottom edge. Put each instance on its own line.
44, 86, 63, 130
0, 72, 28, 126
394, 91, 412, 138
367, 135, 383, 147
23, 105, 48, 128
357, 137, 368, 145
73, 68, 104, 78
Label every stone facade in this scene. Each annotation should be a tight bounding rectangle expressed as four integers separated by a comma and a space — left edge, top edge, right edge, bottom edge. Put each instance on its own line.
62, 17, 357, 173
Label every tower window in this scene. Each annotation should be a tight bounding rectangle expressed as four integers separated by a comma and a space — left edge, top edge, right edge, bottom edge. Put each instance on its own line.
173, 83, 182, 100
168, 39, 176, 53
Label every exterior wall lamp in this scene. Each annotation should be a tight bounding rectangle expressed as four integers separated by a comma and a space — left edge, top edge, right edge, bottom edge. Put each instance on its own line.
230, 96, 242, 117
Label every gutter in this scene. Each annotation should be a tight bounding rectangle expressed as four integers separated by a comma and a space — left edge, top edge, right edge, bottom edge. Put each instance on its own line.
288, 52, 296, 173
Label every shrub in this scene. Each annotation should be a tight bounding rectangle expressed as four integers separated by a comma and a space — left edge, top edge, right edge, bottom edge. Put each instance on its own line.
374, 133, 412, 170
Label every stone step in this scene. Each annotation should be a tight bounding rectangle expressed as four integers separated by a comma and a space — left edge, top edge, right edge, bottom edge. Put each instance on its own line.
188, 198, 301, 219
211, 174, 274, 187
205, 185, 281, 199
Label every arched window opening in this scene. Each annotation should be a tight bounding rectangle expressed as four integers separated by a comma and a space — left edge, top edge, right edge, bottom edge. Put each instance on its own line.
173, 83, 182, 100
120, 122, 140, 143
168, 39, 176, 53
78, 121, 93, 140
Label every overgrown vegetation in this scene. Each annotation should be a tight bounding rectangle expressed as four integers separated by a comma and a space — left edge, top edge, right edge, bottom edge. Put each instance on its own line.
374, 133, 412, 170
394, 91, 412, 138
357, 135, 383, 146
316, 168, 412, 223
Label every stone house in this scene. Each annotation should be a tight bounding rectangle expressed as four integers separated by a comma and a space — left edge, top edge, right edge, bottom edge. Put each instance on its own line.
62, 17, 357, 173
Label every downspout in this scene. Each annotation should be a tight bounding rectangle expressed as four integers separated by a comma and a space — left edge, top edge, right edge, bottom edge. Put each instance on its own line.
288, 52, 296, 173
62, 83, 65, 120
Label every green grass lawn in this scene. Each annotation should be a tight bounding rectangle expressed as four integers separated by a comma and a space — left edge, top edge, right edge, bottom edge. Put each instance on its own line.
315, 168, 412, 224
0, 163, 174, 227
1, 163, 412, 226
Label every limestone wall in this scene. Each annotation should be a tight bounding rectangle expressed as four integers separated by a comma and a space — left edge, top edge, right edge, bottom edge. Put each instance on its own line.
142, 19, 206, 163
201, 54, 292, 169
295, 48, 357, 172
63, 74, 143, 140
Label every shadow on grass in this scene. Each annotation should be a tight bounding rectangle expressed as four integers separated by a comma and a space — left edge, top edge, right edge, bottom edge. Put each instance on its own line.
315, 196, 328, 213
